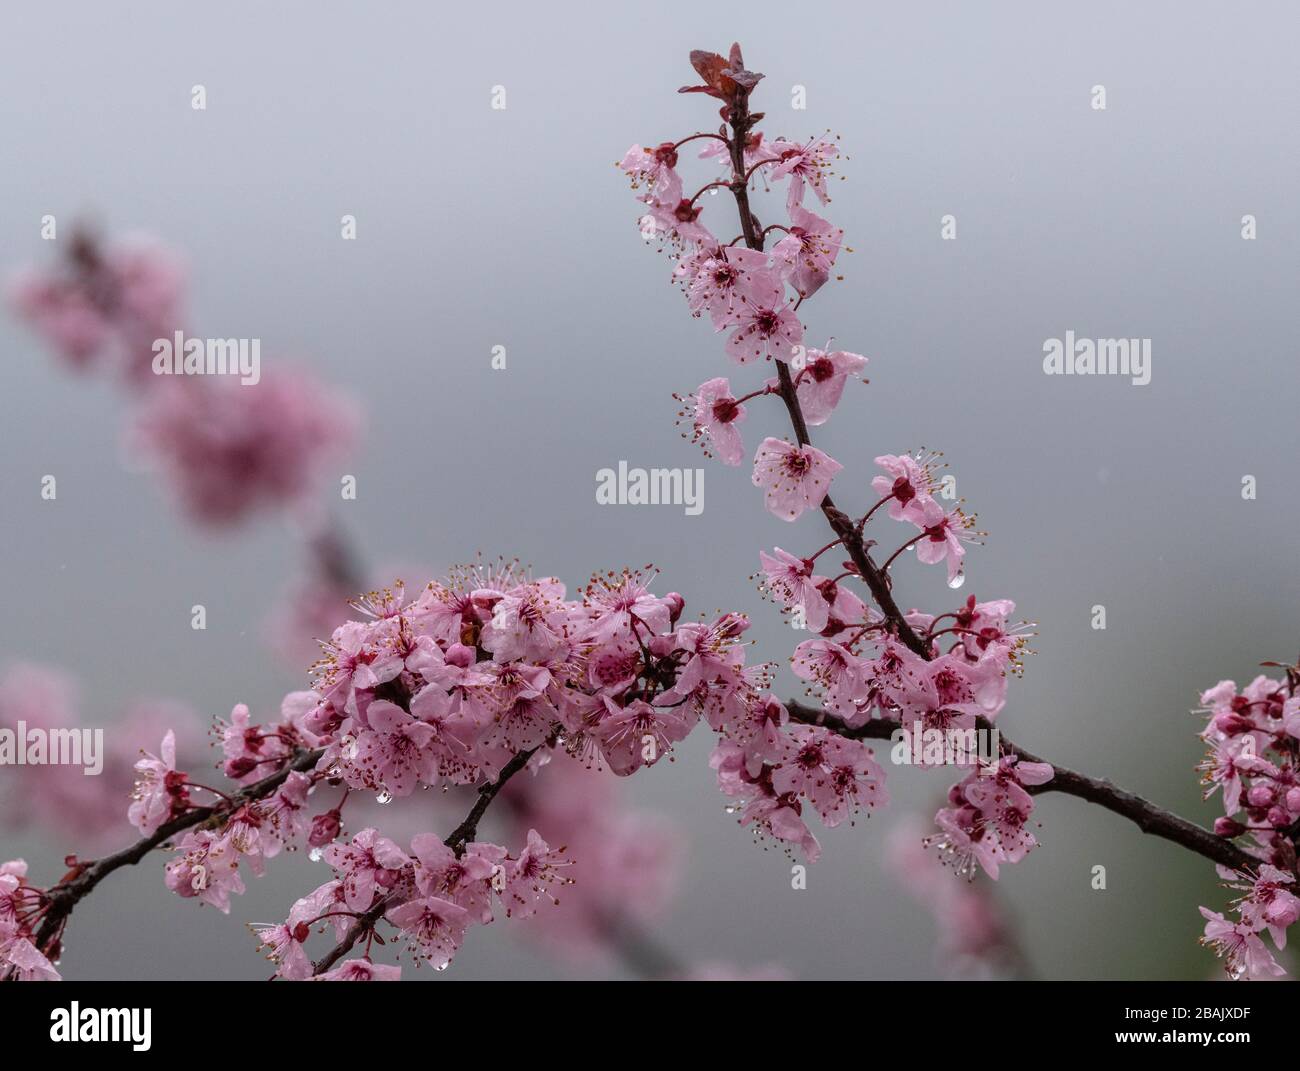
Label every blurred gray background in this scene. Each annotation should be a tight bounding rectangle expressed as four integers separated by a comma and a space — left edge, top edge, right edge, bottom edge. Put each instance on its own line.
1, 0, 1297, 979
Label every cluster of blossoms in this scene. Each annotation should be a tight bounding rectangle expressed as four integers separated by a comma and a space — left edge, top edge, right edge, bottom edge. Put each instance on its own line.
622, 45, 1046, 872
8, 227, 355, 527
7, 230, 702, 979
119, 562, 763, 978
1196, 669, 1300, 978
8, 229, 186, 380
0, 860, 61, 981
499, 752, 682, 963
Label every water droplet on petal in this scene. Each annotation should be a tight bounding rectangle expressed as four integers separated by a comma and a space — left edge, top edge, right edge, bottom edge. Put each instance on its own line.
947, 568, 966, 590
375, 789, 392, 805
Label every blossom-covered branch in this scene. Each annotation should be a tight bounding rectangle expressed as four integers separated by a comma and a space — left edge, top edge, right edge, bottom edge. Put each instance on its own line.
309, 745, 538, 977
1, 746, 323, 980
785, 701, 1256, 873
618, 42, 1300, 979
3, 562, 764, 981
5, 226, 701, 980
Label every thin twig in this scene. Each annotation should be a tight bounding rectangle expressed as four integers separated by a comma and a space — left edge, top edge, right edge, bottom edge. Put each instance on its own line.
717, 102, 1263, 880
723, 99, 929, 659
309, 745, 539, 976
784, 701, 1257, 873
26, 747, 325, 967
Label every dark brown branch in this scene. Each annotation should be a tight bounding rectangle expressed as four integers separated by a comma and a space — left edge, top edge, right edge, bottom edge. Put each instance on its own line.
718, 88, 1264, 881
309, 745, 539, 976
785, 701, 1257, 874
723, 99, 929, 660
26, 747, 325, 966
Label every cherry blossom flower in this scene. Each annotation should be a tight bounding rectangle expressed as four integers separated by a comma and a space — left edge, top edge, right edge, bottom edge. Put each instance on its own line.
0, 935, 61, 982
683, 376, 748, 464
619, 142, 680, 195
871, 454, 937, 524
751, 437, 841, 521
684, 247, 781, 329
350, 699, 437, 797
771, 204, 843, 299
501, 830, 574, 919
1199, 907, 1287, 980
314, 958, 401, 982
760, 547, 831, 631
912, 498, 979, 585
724, 284, 804, 365
786, 348, 867, 425
128, 730, 189, 836
164, 829, 245, 912
386, 896, 471, 970
323, 828, 411, 912
766, 135, 839, 209
771, 724, 887, 826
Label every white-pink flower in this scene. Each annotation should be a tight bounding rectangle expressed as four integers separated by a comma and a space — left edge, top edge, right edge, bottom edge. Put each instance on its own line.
751, 437, 841, 521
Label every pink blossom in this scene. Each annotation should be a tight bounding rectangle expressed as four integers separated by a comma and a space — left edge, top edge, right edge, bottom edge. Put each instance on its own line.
9, 235, 186, 379
386, 896, 470, 970
252, 923, 313, 980
410, 835, 499, 925
128, 729, 189, 836
751, 437, 841, 521
912, 498, 978, 584
1199, 907, 1287, 980
641, 176, 714, 248
871, 454, 936, 524
766, 136, 839, 210
351, 699, 437, 797
760, 547, 830, 631
501, 829, 573, 919
581, 568, 672, 644
791, 638, 870, 719
771, 724, 887, 826
314, 958, 401, 981
685, 376, 747, 464
323, 828, 411, 912
724, 286, 804, 365
619, 142, 681, 196
0, 936, 60, 982
593, 697, 694, 776
785, 348, 866, 425
771, 204, 843, 298
164, 829, 245, 912
684, 247, 781, 329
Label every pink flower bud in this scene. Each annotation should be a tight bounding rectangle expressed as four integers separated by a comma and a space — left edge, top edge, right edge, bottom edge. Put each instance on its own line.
1247, 784, 1275, 808
1213, 712, 1253, 735
225, 755, 258, 779
1214, 817, 1246, 837
308, 810, 341, 848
